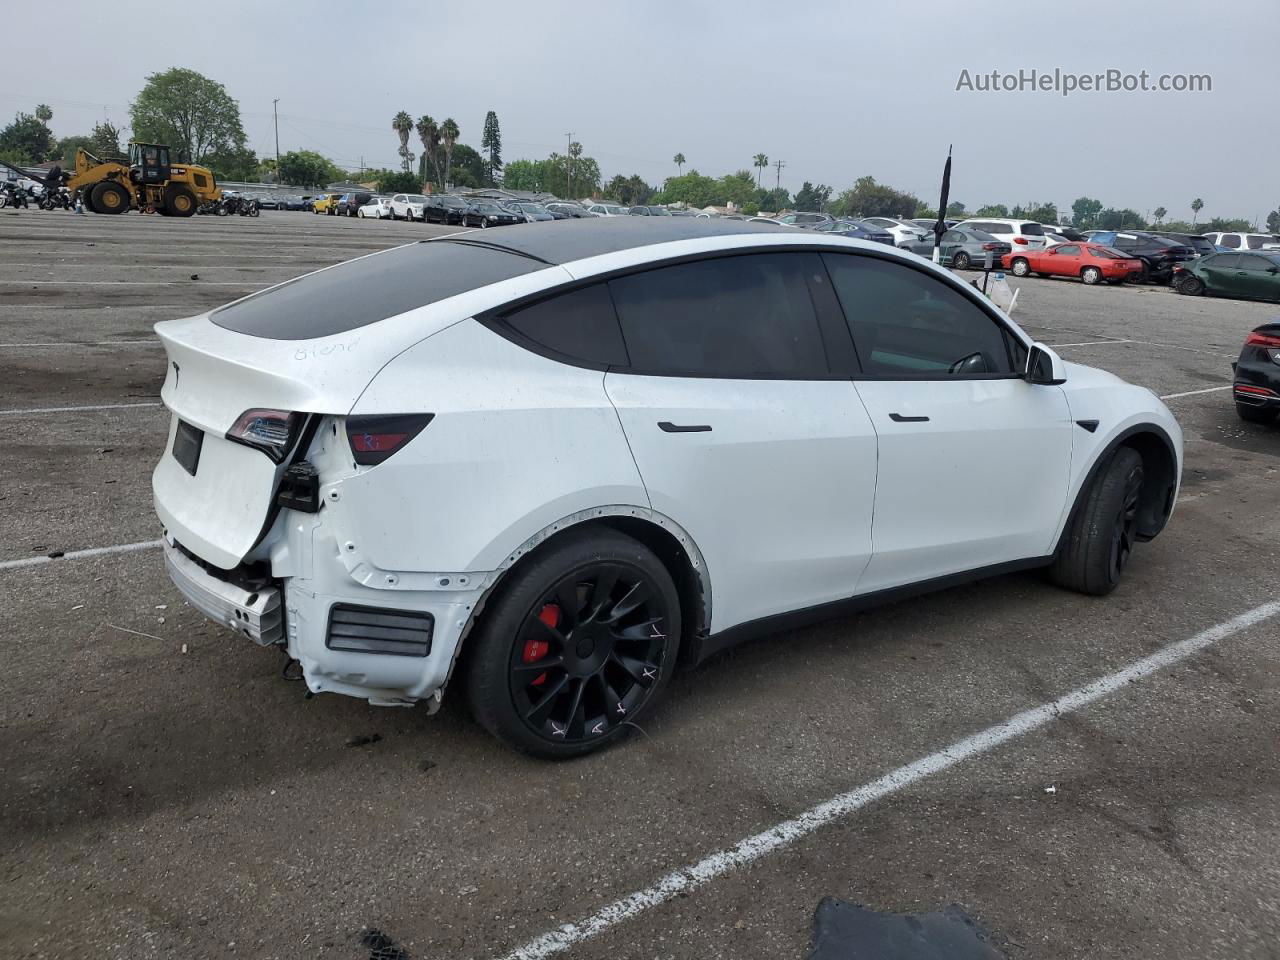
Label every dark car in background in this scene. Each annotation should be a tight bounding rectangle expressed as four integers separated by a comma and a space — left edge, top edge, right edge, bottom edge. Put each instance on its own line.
628, 205, 672, 216
423, 195, 472, 225
510, 201, 555, 222
256, 195, 281, 210
904, 227, 1013, 268
337, 191, 372, 217
463, 200, 525, 228
281, 196, 309, 211
546, 201, 595, 219
1089, 232, 1196, 283
1152, 232, 1216, 257
811, 218, 896, 246
1173, 251, 1280, 302
1231, 321, 1280, 423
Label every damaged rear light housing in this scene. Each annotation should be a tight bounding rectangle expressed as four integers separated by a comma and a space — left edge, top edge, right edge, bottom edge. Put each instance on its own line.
227, 409, 304, 463
346, 414, 434, 466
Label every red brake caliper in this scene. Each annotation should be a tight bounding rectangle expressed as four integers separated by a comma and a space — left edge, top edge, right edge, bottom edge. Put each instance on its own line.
523, 604, 560, 686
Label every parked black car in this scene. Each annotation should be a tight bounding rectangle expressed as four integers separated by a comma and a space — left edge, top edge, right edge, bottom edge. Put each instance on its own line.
255, 195, 281, 210
337, 191, 372, 217
1231, 321, 1280, 424
546, 201, 595, 219
421, 195, 471, 225
463, 200, 525, 228
1150, 232, 1216, 257
1099, 232, 1197, 283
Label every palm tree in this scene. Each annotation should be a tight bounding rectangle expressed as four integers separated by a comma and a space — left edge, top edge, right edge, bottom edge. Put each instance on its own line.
415, 115, 439, 188
1190, 197, 1204, 226
673, 152, 685, 176
753, 153, 768, 188
1153, 206, 1167, 224
568, 141, 583, 196
392, 111, 414, 174
440, 118, 460, 186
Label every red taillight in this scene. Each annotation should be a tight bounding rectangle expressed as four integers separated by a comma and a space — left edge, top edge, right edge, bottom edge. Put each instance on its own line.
982, 243, 997, 250
227, 408, 304, 463
345, 413, 434, 466
1234, 384, 1277, 396
1013, 236, 1028, 244
1245, 331, 1280, 349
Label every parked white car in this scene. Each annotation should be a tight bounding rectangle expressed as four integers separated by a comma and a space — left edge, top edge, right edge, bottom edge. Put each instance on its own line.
153, 219, 1182, 757
357, 196, 392, 219
860, 216, 931, 247
389, 193, 427, 221
587, 203, 628, 216
954, 218, 1048, 249
1201, 232, 1280, 251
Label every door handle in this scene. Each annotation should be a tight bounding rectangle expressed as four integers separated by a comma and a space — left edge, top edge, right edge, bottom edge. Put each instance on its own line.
888, 413, 930, 423
657, 421, 712, 433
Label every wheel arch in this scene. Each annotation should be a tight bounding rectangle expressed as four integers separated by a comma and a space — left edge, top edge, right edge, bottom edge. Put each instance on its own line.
440, 507, 712, 700
1057, 423, 1179, 552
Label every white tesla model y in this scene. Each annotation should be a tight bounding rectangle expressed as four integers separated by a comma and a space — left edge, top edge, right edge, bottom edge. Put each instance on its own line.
152, 219, 1182, 757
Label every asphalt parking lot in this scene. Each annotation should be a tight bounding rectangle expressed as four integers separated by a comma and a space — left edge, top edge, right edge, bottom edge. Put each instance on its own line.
2, 211, 1278, 960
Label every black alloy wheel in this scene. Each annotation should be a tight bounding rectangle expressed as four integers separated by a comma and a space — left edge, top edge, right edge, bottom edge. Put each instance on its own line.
952, 251, 971, 270
466, 528, 681, 757
1177, 275, 1205, 296
1109, 460, 1144, 581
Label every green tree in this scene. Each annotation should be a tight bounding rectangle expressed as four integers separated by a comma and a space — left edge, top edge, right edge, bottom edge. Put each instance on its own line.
1266, 209, 1280, 234
834, 176, 919, 218
481, 110, 502, 185
673, 152, 685, 176
0, 112, 53, 163
976, 203, 1010, 217
654, 169, 723, 207
376, 171, 420, 193
130, 68, 247, 164
448, 144, 486, 188
1071, 197, 1103, 229
440, 118, 460, 185
1152, 206, 1167, 224
1204, 216, 1251, 232
35, 104, 52, 126
503, 159, 545, 192
946, 201, 966, 217
544, 149, 599, 197
392, 111, 414, 174
206, 144, 259, 182
416, 115, 441, 186
753, 153, 768, 188
89, 121, 123, 158
278, 149, 344, 187
1190, 197, 1204, 225
604, 173, 653, 205
720, 169, 758, 208
757, 186, 789, 212
1098, 208, 1146, 230
1023, 202, 1058, 224
53, 135, 92, 165
793, 181, 833, 212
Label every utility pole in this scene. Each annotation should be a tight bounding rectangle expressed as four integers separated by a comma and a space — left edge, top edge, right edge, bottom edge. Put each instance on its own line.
272, 99, 281, 184
773, 159, 786, 193
565, 131, 574, 197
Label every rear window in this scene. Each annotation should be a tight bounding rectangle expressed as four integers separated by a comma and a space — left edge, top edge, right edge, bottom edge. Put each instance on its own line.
1246, 235, 1272, 249
211, 241, 548, 340
1019, 223, 1044, 236
1220, 234, 1241, 248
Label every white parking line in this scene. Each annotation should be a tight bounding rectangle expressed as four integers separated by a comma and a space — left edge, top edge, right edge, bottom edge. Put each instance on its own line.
496, 599, 1280, 960
1159, 385, 1233, 400
1051, 339, 1133, 347
0, 538, 162, 571
0, 401, 162, 416
0, 340, 159, 348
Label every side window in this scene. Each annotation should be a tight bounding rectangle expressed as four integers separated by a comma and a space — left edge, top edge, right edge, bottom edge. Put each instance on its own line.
1114, 236, 1136, 249
495, 283, 629, 367
1239, 255, 1269, 271
943, 230, 963, 242
1054, 244, 1080, 256
822, 253, 1015, 378
1220, 234, 1241, 248
608, 253, 829, 378
1209, 254, 1239, 268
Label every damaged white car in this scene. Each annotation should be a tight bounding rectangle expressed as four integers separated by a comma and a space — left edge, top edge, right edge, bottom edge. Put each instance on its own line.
153, 218, 1182, 757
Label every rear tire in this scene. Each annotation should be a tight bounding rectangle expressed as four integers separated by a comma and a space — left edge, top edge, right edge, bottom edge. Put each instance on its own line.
1050, 447, 1145, 596
164, 185, 197, 217
465, 527, 681, 758
91, 181, 130, 215
1236, 402, 1278, 424
1081, 266, 1102, 285
952, 251, 971, 270
1010, 257, 1030, 277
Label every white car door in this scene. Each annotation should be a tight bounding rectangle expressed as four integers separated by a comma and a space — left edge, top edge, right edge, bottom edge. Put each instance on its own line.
601, 251, 879, 632
822, 252, 1073, 592
390, 194, 406, 218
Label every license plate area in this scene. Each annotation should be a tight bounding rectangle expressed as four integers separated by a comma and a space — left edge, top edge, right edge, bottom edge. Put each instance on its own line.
172, 420, 204, 475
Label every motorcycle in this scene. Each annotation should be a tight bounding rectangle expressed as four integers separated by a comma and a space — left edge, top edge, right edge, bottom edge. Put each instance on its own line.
38, 187, 71, 211
0, 182, 30, 209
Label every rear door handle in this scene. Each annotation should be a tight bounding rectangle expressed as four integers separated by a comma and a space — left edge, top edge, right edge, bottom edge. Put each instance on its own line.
888, 413, 930, 423
657, 421, 712, 433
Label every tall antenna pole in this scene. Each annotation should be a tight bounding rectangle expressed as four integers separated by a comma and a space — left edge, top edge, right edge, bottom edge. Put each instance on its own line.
272, 99, 281, 184
565, 131, 573, 197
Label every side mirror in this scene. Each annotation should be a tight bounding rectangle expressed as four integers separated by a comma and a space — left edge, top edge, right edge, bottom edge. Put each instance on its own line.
1026, 342, 1068, 385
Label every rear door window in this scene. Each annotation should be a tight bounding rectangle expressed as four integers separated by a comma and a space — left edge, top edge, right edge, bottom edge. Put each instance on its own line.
608, 253, 830, 378
1019, 222, 1044, 236
1209, 254, 1240, 268
1220, 234, 1241, 248
492, 283, 628, 367
823, 253, 1015, 378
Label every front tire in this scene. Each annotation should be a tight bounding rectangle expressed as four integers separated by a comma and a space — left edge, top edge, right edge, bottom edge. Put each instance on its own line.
1010, 257, 1030, 277
1050, 447, 1145, 596
465, 528, 681, 758
91, 181, 130, 214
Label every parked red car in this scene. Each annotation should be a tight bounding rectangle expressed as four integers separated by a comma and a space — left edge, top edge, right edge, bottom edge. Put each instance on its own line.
1003, 243, 1144, 285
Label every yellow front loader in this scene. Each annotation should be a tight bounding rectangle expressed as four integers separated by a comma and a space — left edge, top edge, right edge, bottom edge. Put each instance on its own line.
65, 143, 221, 216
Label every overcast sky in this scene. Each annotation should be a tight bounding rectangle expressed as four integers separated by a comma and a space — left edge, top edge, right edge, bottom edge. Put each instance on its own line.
3, 1, 1273, 221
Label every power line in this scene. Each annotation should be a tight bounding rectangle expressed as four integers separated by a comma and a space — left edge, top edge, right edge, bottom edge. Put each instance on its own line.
773, 159, 786, 192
